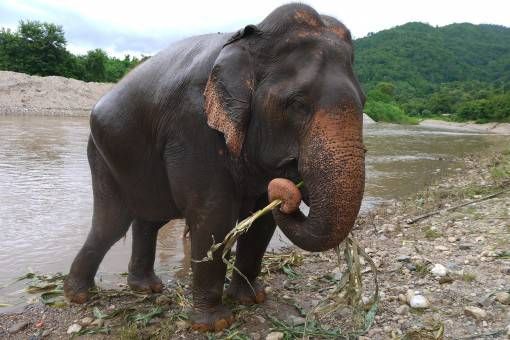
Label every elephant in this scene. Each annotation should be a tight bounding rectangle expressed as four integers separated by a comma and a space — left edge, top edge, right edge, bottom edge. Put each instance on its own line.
63, 3, 366, 331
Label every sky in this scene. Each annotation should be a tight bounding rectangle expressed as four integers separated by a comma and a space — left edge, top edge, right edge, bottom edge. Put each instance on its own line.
1, 0, 509, 58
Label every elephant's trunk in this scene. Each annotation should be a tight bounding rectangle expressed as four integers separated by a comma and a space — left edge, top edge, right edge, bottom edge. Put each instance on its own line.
269, 109, 365, 252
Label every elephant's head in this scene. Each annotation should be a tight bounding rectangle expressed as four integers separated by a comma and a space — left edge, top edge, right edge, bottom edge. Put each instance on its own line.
204, 4, 366, 252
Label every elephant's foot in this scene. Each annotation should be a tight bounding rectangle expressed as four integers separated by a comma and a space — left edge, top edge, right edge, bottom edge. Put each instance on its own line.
226, 278, 266, 305
191, 304, 234, 332
127, 272, 164, 293
63, 276, 95, 304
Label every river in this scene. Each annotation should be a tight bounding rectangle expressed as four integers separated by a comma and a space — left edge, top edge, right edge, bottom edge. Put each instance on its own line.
0, 116, 506, 307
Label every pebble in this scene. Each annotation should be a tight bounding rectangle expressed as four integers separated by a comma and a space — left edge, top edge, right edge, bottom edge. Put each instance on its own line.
506, 324, 510, 337
330, 267, 342, 280
155, 294, 171, 306
288, 315, 306, 325
91, 318, 104, 327
495, 292, 510, 305
264, 286, 273, 294
397, 255, 411, 262
434, 245, 449, 251
80, 317, 94, 326
67, 323, 82, 334
266, 331, 284, 340
396, 304, 410, 315
41, 330, 51, 337
254, 315, 266, 324
251, 332, 261, 340
175, 320, 189, 330
447, 236, 457, 243
464, 306, 487, 320
8, 321, 29, 334
410, 295, 429, 309
431, 264, 448, 277
459, 243, 472, 250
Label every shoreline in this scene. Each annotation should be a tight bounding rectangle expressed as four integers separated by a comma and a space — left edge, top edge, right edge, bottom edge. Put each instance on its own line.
1, 143, 509, 339
419, 119, 510, 135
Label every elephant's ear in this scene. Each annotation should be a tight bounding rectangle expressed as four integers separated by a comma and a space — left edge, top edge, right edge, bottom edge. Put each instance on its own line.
204, 25, 258, 157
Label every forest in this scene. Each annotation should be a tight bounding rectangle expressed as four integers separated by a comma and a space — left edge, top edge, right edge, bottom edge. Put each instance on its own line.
1, 20, 509, 123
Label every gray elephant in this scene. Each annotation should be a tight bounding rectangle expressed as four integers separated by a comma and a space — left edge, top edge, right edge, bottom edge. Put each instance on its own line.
64, 3, 365, 331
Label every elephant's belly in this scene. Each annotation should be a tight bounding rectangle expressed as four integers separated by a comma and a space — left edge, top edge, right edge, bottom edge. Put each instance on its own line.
114, 160, 181, 222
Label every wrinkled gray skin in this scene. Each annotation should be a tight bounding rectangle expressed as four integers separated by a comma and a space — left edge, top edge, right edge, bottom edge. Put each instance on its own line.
64, 3, 366, 331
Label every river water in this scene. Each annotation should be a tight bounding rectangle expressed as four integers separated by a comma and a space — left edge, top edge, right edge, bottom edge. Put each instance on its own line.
0, 116, 507, 306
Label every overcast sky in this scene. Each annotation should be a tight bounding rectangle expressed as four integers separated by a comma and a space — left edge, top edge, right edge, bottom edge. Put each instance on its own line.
1, 0, 509, 57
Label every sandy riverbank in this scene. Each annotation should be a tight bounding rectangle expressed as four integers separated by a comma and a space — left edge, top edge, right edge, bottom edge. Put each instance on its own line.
0, 71, 112, 116
1, 140, 509, 339
420, 119, 510, 135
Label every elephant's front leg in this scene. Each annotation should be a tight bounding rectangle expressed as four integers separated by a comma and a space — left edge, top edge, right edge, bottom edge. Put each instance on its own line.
188, 205, 238, 332
226, 195, 276, 304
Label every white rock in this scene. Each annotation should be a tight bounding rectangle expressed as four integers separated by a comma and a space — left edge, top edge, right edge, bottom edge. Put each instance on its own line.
266, 331, 284, 340
464, 306, 487, 320
409, 295, 429, 309
495, 292, 510, 305
431, 264, 448, 277
67, 324, 82, 334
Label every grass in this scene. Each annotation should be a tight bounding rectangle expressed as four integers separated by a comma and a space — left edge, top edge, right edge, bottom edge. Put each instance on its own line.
423, 227, 442, 240
462, 272, 477, 282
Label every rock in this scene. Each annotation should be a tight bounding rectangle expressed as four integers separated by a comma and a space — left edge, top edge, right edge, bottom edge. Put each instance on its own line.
91, 318, 104, 327
434, 245, 449, 251
410, 295, 429, 309
431, 264, 448, 277
398, 294, 407, 304
439, 276, 454, 284
254, 315, 266, 324
288, 315, 306, 325
67, 323, 82, 334
41, 330, 51, 338
495, 292, 510, 305
155, 294, 171, 306
397, 255, 411, 262
264, 286, 273, 294
251, 332, 262, 340
266, 331, 284, 340
506, 324, 510, 337
8, 321, 29, 334
464, 306, 487, 320
501, 267, 510, 275
459, 243, 472, 250
447, 236, 457, 243
330, 267, 343, 280
396, 304, 410, 315
175, 320, 189, 330
80, 317, 94, 326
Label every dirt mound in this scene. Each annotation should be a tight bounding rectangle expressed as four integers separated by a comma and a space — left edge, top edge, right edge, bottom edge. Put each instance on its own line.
0, 71, 113, 116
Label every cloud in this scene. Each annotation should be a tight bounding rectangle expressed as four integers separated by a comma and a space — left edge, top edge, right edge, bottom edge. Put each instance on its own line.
1, 0, 509, 57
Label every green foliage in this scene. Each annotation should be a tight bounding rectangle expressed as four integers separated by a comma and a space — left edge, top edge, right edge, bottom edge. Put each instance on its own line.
0, 20, 140, 82
356, 22, 510, 123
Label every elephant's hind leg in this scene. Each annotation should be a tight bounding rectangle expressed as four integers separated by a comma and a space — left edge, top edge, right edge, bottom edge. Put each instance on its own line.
64, 138, 133, 303
127, 219, 165, 293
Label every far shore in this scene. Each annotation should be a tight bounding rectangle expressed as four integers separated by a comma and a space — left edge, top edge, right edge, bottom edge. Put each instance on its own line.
1, 70, 509, 135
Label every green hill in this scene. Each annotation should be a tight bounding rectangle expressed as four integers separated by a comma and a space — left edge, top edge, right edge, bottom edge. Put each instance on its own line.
354, 22, 510, 123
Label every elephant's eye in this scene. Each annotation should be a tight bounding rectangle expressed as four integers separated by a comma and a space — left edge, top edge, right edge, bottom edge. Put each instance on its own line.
285, 97, 310, 115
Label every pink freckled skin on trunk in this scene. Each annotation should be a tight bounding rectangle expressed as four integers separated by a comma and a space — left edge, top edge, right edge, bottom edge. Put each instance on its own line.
267, 178, 302, 214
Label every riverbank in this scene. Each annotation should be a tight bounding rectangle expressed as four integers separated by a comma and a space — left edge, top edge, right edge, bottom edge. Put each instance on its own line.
0, 71, 112, 116
1, 140, 509, 339
420, 119, 510, 135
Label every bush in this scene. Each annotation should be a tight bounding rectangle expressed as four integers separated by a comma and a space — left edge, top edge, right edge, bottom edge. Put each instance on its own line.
364, 100, 419, 124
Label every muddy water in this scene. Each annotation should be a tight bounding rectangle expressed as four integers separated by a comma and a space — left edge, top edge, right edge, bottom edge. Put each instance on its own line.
0, 116, 507, 306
